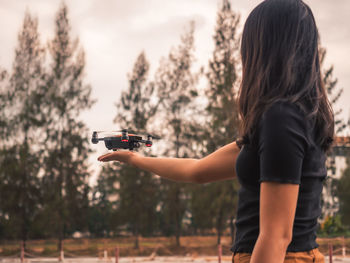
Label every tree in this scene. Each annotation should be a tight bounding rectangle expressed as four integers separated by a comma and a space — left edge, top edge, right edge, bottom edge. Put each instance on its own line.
0, 68, 8, 238
152, 22, 200, 246
88, 165, 119, 237
0, 11, 46, 245
189, 183, 218, 235
114, 52, 159, 130
0, 68, 8, 138
319, 46, 350, 220
191, 0, 241, 244
41, 2, 94, 250
319, 47, 348, 135
336, 154, 350, 227
111, 51, 159, 248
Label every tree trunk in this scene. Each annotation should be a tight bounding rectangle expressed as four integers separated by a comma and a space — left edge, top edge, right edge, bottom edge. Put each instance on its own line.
216, 208, 223, 245
21, 140, 29, 251
175, 225, 180, 247
175, 133, 181, 247
134, 227, 139, 249
217, 229, 221, 245
58, 238, 63, 253
230, 215, 235, 244
175, 185, 181, 247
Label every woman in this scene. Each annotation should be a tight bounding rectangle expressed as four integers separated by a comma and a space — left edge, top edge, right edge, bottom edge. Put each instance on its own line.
98, 0, 334, 262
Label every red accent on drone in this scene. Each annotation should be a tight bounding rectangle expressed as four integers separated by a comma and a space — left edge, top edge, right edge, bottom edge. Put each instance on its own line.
146, 144, 151, 147
115, 134, 135, 137
122, 139, 128, 142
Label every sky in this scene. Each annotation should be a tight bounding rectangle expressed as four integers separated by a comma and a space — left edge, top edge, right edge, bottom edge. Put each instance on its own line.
0, 0, 349, 184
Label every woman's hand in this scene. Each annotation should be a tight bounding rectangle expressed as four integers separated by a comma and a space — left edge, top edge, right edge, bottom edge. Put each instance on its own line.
97, 150, 139, 165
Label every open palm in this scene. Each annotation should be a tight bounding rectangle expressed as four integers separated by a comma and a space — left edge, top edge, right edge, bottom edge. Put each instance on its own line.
97, 150, 139, 164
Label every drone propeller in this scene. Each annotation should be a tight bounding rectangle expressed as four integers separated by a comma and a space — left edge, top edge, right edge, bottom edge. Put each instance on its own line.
93, 131, 126, 135
115, 128, 161, 139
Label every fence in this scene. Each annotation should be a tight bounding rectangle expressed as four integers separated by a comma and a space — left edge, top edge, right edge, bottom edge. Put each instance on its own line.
320, 237, 350, 263
1, 238, 349, 263
0, 241, 120, 263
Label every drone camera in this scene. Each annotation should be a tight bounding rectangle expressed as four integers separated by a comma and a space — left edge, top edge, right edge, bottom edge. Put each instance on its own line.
145, 140, 152, 147
121, 131, 129, 142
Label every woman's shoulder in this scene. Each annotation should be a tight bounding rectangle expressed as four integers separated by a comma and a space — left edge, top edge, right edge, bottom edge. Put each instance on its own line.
247, 100, 311, 147
256, 100, 311, 155
261, 100, 306, 122
258, 100, 310, 142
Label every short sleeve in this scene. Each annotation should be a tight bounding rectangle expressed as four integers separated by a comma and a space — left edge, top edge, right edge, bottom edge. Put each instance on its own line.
258, 101, 308, 184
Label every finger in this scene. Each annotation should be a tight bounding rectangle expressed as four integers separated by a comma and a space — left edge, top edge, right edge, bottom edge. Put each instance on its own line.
98, 153, 113, 161
99, 156, 111, 162
99, 156, 112, 162
100, 154, 119, 162
101, 157, 120, 163
98, 154, 108, 161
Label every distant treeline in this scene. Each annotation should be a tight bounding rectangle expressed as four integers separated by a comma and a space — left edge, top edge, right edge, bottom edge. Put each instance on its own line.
0, 0, 349, 250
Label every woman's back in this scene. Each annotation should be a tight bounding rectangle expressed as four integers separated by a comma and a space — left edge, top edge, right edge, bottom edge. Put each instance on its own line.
231, 101, 327, 253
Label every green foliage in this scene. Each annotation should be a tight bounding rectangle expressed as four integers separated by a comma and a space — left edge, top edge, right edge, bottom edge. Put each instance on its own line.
38, 2, 94, 246
319, 47, 348, 135
318, 214, 348, 236
0, 11, 45, 244
336, 155, 350, 227
151, 21, 201, 246
88, 164, 119, 237
0, 4, 94, 242
320, 45, 350, 221
109, 51, 160, 248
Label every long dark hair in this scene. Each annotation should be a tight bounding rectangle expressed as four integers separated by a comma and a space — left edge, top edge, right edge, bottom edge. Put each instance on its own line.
237, 0, 334, 153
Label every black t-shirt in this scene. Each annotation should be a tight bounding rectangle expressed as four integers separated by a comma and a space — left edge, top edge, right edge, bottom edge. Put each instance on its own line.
230, 101, 327, 253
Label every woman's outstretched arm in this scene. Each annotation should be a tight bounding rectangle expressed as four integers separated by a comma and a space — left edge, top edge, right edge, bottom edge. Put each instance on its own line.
98, 141, 241, 184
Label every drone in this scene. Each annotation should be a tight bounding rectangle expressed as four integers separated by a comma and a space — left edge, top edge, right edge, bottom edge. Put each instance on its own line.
91, 128, 161, 151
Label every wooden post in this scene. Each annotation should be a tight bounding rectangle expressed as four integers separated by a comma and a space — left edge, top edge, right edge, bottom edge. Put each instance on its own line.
59, 250, 64, 262
20, 241, 24, 263
342, 236, 346, 257
59, 240, 64, 262
115, 247, 119, 263
103, 239, 108, 261
218, 244, 222, 263
328, 243, 333, 263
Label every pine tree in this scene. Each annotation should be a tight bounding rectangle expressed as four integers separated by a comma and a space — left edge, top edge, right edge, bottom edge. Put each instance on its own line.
319, 46, 350, 220
41, 2, 94, 250
319, 47, 348, 135
0, 11, 46, 245
112, 51, 159, 248
191, 0, 241, 244
0, 68, 8, 139
88, 165, 119, 237
336, 155, 350, 227
0, 68, 7, 237
152, 22, 200, 246
114, 51, 159, 129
